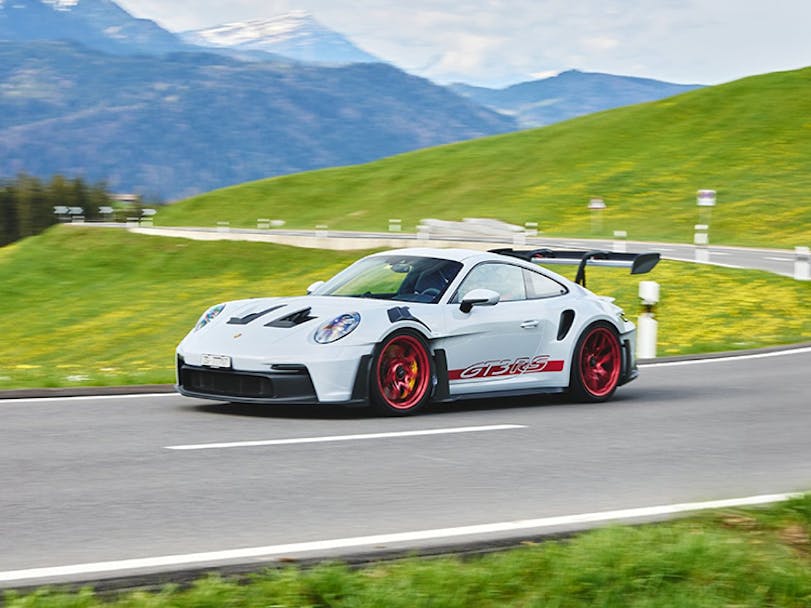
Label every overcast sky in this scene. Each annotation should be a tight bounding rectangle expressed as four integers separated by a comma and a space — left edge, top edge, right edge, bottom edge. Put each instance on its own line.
116, 0, 811, 87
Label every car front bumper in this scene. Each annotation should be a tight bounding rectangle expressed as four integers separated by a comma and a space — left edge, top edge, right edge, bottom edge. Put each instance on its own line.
175, 355, 372, 406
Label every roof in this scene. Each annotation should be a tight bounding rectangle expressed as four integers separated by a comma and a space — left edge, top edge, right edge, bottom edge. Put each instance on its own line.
368, 247, 492, 263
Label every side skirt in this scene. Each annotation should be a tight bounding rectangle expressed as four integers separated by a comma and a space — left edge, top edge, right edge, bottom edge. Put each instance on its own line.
441, 386, 567, 403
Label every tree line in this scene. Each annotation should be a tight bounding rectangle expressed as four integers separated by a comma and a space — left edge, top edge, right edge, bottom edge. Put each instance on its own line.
0, 174, 116, 247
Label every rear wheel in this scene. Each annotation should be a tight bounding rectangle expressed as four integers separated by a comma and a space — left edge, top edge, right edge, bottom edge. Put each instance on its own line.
570, 322, 622, 402
371, 330, 433, 416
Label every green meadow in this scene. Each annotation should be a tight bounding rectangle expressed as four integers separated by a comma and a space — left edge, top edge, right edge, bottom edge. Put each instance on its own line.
1, 226, 809, 389
156, 67, 811, 249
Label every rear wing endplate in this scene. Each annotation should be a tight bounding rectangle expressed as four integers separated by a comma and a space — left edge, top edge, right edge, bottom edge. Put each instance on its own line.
490, 248, 660, 287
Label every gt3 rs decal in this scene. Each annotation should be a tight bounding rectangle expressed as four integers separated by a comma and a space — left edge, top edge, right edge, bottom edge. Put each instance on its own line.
448, 355, 565, 380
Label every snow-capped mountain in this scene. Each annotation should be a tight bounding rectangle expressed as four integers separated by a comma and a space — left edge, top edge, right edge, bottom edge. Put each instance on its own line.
0, 0, 190, 55
181, 11, 380, 65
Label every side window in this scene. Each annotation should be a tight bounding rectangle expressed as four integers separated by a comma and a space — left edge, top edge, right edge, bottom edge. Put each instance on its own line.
524, 269, 567, 299
453, 263, 526, 302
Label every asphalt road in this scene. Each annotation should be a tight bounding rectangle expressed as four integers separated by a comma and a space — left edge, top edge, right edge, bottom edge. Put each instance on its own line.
83, 223, 805, 278
2, 347, 810, 587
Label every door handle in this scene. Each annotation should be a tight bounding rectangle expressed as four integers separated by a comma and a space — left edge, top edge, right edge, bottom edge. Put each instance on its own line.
520, 320, 540, 329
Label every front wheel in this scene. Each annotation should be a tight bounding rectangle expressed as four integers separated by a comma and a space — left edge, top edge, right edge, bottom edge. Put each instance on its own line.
569, 322, 622, 402
370, 330, 433, 416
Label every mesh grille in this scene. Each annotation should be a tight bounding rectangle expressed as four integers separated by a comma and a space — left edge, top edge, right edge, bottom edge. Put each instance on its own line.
182, 369, 273, 399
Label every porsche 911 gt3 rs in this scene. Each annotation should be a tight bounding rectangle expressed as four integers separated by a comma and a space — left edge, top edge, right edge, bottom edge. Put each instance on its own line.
176, 247, 659, 415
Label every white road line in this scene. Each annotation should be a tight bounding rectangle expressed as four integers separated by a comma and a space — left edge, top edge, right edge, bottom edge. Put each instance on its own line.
0, 393, 181, 405
166, 424, 528, 451
0, 492, 798, 584
766, 256, 793, 262
641, 346, 811, 368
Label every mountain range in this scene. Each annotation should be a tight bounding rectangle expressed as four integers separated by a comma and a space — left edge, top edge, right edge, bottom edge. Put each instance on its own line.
451, 70, 702, 128
0, 0, 189, 55
0, 40, 513, 200
0, 0, 703, 201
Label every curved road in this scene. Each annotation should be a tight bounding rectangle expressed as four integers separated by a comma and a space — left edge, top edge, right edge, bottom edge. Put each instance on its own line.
1, 347, 810, 588
86, 223, 806, 278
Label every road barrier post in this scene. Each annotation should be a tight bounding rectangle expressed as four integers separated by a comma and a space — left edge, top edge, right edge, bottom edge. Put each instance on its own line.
388, 219, 402, 232
637, 280, 660, 359
524, 222, 539, 237
217, 221, 230, 233
795, 246, 810, 281
613, 230, 627, 253
588, 198, 606, 233
141, 208, 156, 227
697, 189, 716, 227
257, 218, 271, 230
694, 224, 709, 263
315, 224, 328, 238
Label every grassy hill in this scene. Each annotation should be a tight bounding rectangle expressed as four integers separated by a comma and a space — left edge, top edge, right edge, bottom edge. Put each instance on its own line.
156, 67, 811, 248
1, 226, 809, 389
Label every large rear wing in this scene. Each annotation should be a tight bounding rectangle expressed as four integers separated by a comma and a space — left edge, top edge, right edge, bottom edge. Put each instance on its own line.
490, 248, 660, 287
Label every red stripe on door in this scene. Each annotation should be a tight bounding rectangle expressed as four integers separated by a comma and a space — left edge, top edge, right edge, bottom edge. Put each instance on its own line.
448, 358, 565, 381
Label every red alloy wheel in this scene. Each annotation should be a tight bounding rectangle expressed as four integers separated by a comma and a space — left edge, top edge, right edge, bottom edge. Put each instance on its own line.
578, 325, 621, 398
375, 334, 431, 412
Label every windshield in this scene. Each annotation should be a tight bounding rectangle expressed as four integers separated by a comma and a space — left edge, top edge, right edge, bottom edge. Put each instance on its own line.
314, 255, 463, 303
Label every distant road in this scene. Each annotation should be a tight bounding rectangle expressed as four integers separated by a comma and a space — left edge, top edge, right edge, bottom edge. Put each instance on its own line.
1, 347, 810, 588
79, 223, 802, 277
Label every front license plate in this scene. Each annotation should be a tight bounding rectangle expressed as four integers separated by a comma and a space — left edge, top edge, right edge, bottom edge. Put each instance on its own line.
201, 354, 232, 368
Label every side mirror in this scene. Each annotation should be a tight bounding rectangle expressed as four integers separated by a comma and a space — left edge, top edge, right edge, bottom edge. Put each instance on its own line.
306, 280, 325, 295
460, 288, 500, 313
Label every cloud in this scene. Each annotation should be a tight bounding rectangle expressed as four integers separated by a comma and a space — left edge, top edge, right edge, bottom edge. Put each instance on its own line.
116, 0, 811, 86
582, 36, 620, 52
530, 69, 562, 80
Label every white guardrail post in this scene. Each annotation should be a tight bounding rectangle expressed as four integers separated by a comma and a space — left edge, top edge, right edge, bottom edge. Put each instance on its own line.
613, 230, 627, 253
795, 246, 810, 281
257, 218, 271, 230
637, 281, 660, 359
694, 224, 709, 262
388, 219, 402, 232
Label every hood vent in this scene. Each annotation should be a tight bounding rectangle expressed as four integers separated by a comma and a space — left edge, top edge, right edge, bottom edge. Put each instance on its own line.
228, 304, 286, 325
266, 307, 317, 328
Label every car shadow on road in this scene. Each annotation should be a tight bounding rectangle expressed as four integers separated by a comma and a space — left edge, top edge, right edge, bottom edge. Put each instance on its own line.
185, 390, 643, 420
188, 401, 370, 420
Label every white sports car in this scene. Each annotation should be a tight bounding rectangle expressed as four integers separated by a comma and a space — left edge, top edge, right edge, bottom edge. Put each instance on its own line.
176, 247, 659, 415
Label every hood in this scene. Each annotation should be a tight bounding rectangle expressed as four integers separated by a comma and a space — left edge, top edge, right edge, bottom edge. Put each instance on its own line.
181, 295, 435, 356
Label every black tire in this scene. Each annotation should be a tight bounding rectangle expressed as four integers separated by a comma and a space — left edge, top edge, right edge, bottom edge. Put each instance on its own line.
370, 330, 434, 416
569, 321, 622, 403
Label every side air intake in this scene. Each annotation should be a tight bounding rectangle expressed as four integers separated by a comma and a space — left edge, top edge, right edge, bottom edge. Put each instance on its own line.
557, 309, 575, 341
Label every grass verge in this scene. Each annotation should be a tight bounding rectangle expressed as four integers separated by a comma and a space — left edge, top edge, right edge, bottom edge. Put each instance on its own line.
4, 494, 811, 606
1, 226, 810, 389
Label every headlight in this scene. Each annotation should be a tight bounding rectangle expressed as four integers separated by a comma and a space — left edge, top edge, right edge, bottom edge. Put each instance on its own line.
194, 304, 225, 331
314, 313, 360, 344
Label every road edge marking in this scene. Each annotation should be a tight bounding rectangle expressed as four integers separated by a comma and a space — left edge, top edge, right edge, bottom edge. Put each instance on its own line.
165, 424, 528, 450
641, 346, 811, 368
0, 492, 799, 584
